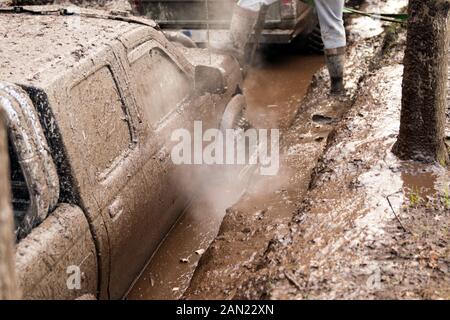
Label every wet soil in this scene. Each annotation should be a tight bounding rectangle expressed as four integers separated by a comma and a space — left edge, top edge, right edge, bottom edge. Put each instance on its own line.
126, 51, 324, 300
245, 51, 325, 130
239, 61, 450, 300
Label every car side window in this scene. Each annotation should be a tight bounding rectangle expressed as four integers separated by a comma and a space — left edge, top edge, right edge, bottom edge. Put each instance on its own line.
69, 66, 132, 175
130, 48, 191, 126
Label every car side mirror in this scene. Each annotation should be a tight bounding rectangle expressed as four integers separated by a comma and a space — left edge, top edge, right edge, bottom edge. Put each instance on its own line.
194, 65, 226, 95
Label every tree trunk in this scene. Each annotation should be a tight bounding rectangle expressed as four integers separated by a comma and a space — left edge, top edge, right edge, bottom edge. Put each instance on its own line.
393, 0, 450, 164
0, 111, 20, 300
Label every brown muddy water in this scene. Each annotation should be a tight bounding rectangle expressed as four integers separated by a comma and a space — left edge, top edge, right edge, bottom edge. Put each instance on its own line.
125, 50, 324, 300
400, 162, 450, 204
245, 52, 325, 129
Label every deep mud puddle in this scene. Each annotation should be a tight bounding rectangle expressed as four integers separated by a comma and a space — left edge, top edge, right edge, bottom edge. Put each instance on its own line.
245, 52, 324, 129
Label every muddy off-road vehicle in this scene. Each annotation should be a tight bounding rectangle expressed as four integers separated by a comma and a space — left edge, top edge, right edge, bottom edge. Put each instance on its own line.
0, 5, 245, 299
132, 0, 322, 48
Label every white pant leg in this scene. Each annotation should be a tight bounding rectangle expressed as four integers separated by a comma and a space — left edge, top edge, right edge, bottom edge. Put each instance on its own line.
314, 0, 346, 49
237, 0, 278, 12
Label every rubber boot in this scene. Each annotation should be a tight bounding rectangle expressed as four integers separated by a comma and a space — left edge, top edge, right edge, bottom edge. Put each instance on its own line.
210, 4, 259, 64
325, 47, 346, 95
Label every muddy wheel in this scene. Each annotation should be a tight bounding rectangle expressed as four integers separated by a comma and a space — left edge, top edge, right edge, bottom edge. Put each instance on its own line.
220, 94, 249, 131
305, 24, 324, 54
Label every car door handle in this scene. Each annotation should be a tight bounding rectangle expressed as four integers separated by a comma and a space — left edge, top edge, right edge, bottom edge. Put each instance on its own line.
108, 196, 124, 220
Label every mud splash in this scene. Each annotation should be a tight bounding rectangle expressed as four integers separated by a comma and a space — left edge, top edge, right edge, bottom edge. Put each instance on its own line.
125, 50, 323, 300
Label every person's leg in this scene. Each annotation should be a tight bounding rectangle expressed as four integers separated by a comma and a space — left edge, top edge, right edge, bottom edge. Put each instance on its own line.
211, 0, 277, 63
314, 0, 346, 94
314, 0, 346, 49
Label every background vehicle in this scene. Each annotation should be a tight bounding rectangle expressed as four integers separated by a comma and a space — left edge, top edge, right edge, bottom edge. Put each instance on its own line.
0, 5, 245, 299
132, 0, 322, 49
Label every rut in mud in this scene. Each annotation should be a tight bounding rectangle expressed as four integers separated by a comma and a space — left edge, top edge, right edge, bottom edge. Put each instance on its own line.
6, 0, 448, 300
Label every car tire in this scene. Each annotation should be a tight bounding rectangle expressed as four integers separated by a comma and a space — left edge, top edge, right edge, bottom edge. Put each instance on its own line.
305, 24, 324, 54
220, 94, 248, 131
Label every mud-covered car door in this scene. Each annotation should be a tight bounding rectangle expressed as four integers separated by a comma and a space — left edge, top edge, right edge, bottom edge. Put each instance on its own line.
45, 44, 144, 299
105, 38, 220, 299
104, 41, 203, 298
51, 29, 220, 299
